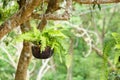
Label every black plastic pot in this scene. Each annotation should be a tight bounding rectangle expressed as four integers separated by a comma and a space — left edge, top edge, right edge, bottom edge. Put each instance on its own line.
31, 45, 54, 59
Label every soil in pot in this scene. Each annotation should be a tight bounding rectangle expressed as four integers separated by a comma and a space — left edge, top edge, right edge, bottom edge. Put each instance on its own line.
31, 45, 54, 59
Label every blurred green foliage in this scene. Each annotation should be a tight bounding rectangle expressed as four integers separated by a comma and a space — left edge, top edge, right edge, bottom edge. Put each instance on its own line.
0, 0, 120, 80
0, 0, 18, 24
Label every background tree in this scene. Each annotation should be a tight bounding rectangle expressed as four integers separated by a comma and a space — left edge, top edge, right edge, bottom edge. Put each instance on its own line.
0, 0, 120, 80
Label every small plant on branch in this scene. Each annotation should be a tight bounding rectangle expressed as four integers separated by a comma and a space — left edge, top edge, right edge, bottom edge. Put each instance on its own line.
16, 26, 68, 59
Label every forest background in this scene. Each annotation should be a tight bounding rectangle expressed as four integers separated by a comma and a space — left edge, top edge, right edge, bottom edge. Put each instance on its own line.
0, 0, 120, 80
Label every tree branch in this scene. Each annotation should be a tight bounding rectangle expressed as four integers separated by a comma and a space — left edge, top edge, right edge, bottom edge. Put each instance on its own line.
67, 22, 116, 71
74, 0, 120, 4
0, 45, 16, 69
15, 1, 33, 80
32, 13, 70, 20
36, 59, 50, 80
92, 45, 116, 71
0, 0, 42, 39
0, 0, 119, 40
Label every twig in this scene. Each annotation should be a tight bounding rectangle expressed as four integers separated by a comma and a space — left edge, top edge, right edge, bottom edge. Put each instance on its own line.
36, 58, 50, 80
71, 25, 93, 57
0, 57, 14, 67
92, 45, 116, 71
29, 61, 36, 74
76, 4, 120, 16
74, 0, 120, 4
0, 0, 42, 39
0, 46, 16, 69
32, 13, 70, 20
65, 22, 116, 70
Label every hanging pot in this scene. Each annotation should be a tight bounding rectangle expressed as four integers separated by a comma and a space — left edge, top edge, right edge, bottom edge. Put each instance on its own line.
31, 45, 54, 59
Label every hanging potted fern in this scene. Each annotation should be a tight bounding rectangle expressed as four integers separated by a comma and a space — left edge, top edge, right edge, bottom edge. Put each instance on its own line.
17, 26, 67, 59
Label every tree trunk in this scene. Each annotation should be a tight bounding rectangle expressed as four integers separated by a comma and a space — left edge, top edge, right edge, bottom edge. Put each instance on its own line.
15, 41, 32, 80
15, 1, 32, 79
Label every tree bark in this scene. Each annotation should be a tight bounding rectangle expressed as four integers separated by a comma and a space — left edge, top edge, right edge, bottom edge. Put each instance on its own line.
15, 41, 32, 80
15, 1, 32, 79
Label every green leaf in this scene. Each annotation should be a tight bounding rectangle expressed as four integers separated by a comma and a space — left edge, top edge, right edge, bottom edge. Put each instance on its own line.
103, 36, 115, 56
98, 4, 101, 10
33, 27, 41, 36
59, 53, 62, 63
93, 4, 96, 9
115, 44, 120, 49
16, 25, 68, 60
16, 32, 34, 42
40, 36, 47, 52
114, 52, 120, 65
112, 33, 120, 44
65, 54, 72, 69
93, 4, 101, 10
48, 30, 67, 38
3, 0, 8, 8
